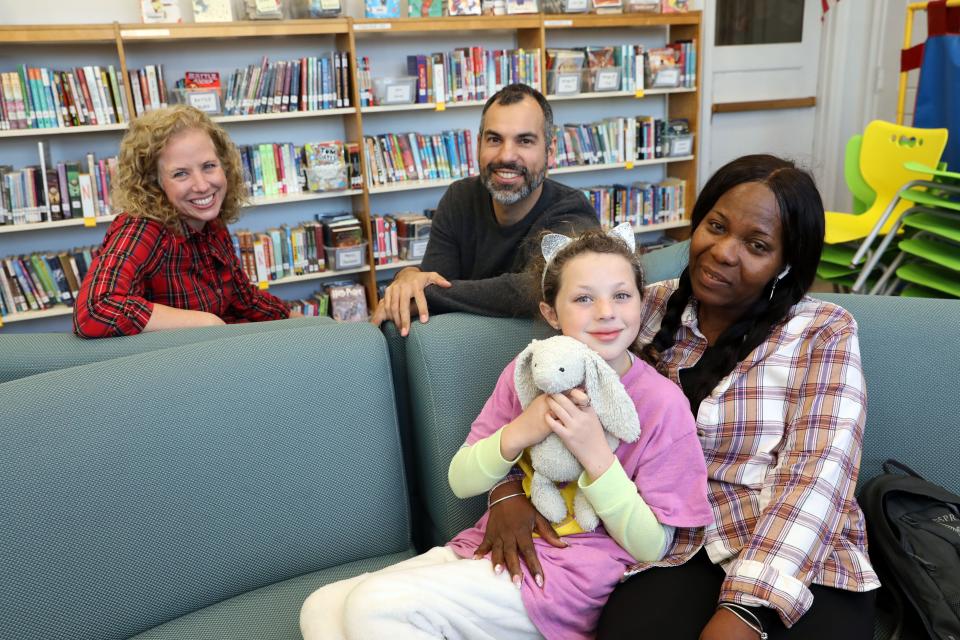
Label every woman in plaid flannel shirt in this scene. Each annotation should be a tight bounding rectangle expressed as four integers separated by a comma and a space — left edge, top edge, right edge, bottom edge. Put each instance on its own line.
73, 106, 292, 338
482, 155, 879, 639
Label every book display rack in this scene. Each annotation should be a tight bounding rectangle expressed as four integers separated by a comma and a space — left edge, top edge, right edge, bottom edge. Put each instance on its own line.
0, 12, 700, 329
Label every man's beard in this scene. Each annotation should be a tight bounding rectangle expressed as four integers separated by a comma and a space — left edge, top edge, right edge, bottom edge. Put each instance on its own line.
481, 161, 547, 206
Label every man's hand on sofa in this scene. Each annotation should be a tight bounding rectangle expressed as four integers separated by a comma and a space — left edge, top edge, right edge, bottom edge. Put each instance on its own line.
473, 479, 567, 589
370, 267, 451, 337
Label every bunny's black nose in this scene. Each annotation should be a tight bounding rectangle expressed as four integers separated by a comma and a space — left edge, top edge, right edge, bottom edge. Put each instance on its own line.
559, 367, 565, 372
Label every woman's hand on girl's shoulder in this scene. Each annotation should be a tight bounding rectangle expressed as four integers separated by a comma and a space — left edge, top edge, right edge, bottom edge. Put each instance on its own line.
474, 479, 567, 589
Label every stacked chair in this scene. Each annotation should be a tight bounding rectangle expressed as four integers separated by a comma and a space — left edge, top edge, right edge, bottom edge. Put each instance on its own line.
820, 120, 956, 297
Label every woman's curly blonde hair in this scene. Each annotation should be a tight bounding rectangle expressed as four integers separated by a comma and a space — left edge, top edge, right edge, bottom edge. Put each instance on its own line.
112, 105, 246, 231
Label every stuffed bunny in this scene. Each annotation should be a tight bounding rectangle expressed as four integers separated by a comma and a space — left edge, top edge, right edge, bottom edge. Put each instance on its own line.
514, 335, 641, 531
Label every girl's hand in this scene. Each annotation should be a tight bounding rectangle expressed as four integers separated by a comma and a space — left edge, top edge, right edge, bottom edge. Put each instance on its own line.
700, 609, 763, 640
499, 394, 555, 460
473, 479, 567, 589
545, 393, 615, 482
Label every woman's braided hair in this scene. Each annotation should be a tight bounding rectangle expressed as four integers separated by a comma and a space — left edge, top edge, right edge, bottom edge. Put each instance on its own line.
640, 155, 825, 410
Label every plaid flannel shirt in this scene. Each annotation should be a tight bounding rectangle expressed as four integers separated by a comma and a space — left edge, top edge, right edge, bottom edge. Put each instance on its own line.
74, 213, 288, 338
626, 280, 880, 627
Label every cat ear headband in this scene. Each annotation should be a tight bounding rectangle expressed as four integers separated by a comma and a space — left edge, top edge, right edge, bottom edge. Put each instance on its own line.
540, 222, 636, 290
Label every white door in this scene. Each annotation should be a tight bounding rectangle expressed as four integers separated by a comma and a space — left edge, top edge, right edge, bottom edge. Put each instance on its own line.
699, 0, 823, 184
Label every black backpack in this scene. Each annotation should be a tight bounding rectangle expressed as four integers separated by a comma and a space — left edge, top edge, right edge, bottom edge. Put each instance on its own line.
860, 459, 960, 640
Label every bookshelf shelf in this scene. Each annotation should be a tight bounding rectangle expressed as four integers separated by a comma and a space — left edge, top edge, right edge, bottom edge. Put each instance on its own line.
633, 219, 689, 234
0, 190, 365, 237
550, 155, 695, 175
266, 264, 371, 287
212, 108, 357, 124
117, 19, 350, 41
360, 100, 485, 114
376, 259, 422, 272
546, 87, 696, 102
2, 305, 74, 324
0, 124, 129, 139
353, 16, 542, 33
0, 12, 702, 328
367, 178, 457, 195
0, 216, 118, 235
245, 189, 364, 208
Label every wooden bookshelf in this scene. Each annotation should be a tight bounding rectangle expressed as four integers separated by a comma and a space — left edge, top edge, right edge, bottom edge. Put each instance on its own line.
0, 12, 702, 328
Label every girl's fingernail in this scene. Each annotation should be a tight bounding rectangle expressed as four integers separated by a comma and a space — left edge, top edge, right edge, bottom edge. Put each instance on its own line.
535, 574, 544, 588
513, 575, 522, 589
494, 564, 503, 574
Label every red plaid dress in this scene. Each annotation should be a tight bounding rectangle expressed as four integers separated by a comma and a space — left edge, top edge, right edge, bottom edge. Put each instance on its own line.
74, 213, 288, 338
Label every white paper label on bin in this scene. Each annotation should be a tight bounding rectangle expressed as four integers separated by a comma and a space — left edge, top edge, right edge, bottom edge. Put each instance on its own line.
595, 70, 619, 92
387, 84, 412, 103
557, 74, 579, 94
337, 247, 364, 269
186, 91, 220, 114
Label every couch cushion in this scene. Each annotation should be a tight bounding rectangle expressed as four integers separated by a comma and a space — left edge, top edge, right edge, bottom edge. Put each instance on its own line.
0, 316, 334, 383
129, 550, 414, 640
405, 314, 556, 546
0, 324, 411, 640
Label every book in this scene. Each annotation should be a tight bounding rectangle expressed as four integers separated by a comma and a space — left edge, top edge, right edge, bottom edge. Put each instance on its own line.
660, 0, 688, 12
326, 282, 368, 322
590, 0, 622, 13
192, 0, 234, 21
141, 0, 183, 23
408, 0, 442, 16
448, 0, 481, 15
365, 0, 400, 17
506, 0, 537, 13
302, 142, 347, 192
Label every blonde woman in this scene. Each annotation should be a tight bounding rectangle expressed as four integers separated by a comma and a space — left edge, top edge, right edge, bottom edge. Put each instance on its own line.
74, 105, 291, 338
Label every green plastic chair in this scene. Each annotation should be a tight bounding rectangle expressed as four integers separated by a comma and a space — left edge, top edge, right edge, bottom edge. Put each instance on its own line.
846, 134, 876, 214
869, 212, 960, 297
853, 162, 960, 296
818, 135, 880, 289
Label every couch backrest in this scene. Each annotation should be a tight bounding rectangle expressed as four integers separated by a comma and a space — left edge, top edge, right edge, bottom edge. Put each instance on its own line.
816, 293, 960, 490
404, 314, 556, 546
0, 324, 410, 640
0, 316, 334, 384
403, 294, 960, 547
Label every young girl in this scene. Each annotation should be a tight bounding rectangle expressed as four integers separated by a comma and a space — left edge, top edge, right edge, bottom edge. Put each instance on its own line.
299, 224, 713, 640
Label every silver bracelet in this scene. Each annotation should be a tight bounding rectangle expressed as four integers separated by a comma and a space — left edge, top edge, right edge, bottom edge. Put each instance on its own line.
717, 602, 768, 639
487, 491, 526, 510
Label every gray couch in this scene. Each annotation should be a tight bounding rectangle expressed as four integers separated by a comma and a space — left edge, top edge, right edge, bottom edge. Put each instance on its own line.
1, 247, 957, 639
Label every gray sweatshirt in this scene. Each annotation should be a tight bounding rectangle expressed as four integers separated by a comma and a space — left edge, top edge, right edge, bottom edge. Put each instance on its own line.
421, 176, 599, 317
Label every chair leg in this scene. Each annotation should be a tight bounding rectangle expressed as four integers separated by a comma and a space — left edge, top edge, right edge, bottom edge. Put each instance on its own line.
869, 252, 906, 295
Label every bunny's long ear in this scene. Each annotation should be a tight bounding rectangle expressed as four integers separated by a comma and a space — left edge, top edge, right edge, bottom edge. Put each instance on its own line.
582, 350, 641, 443
514, 340, 541, 409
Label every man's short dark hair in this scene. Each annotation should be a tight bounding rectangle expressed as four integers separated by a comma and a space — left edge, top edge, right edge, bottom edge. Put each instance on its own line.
478, 83, 554, 148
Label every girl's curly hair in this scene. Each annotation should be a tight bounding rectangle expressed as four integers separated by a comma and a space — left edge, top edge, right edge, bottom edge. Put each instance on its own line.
112, 105, 246, 231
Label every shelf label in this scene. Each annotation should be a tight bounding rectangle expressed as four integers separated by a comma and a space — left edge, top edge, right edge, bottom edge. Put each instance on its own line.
625, 161, 634, 170
355, 22, 392, 30
544, 19, 573, 26
121, 28, 170, 37
0, 314, 4, 328
635, 88, 645, 98
435, 102, 446, 111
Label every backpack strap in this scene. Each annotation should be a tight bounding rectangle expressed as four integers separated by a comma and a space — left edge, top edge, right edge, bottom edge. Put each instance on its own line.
882, 458, 924, 478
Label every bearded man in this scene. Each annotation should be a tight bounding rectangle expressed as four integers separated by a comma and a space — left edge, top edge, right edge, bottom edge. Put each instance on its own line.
371, 83, 599, 335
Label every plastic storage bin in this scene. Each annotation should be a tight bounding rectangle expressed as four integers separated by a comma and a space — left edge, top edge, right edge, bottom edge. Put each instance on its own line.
372, 77, 417, 105
547, 70, 582, 96
584, 66, 622, 92
325, 242, 368, 271
399, 236, 430, 261
170, 88, 223, 115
